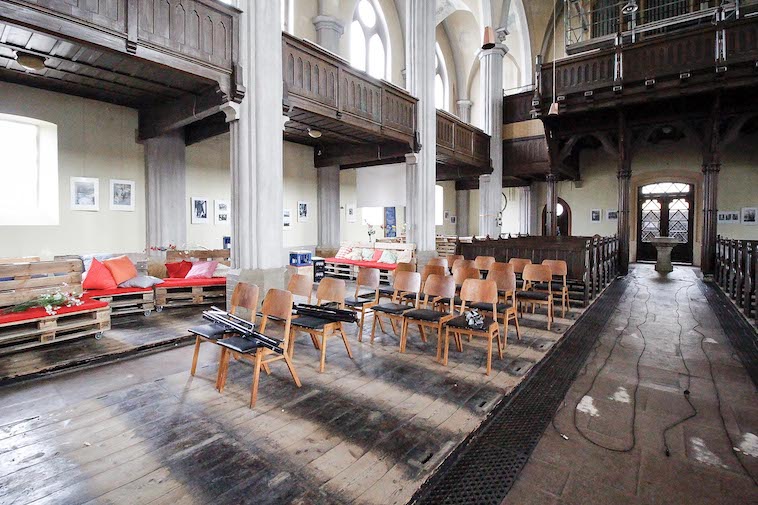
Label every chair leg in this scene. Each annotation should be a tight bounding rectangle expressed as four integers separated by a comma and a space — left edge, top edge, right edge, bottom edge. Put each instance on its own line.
513, 311, 521, 340
371, 313, 379, 343
358, 308, 366, 342
503, 318, 509, 350
418, 324, 427, 343
283, 353, 302, 387
250, 351, 263, 408
455, 332, 463, 352
399, 318, 408, 352
390, 317, 399, 336
436, 323, 443, 361
496, 330, 504, 359
309, 333, 321, 350
339, 323, 353, 358
215, 348, 227, 391
443, 328, 450, 366
190, 336, 202, 376
262, 363, 271, 375
288, 327, 296, 358
486, 336, 493, 376
547, 302, 553, 331
319, 333, 328, 373
377, 313, 386, 334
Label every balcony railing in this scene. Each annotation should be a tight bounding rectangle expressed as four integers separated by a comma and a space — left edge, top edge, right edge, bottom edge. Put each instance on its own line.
436, 109, 490, 172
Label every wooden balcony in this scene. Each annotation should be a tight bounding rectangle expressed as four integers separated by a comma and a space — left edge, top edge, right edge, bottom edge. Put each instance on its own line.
0, 0, 243, 138
435, 109, 490, 181
282, 33, 418, 168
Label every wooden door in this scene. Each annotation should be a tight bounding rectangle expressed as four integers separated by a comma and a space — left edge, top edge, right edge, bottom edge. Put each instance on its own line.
637, 183, 694, 263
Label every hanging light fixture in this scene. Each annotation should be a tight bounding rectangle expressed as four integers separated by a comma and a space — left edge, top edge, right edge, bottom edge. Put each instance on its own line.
622, 0, 639, 15
15, 51, 46, 71
548, 0, 559, 116
482, 26, 496, 50
307, 128, 322, 139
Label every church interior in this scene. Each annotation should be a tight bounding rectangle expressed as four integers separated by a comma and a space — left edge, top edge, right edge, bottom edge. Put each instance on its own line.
0, 0, 756, 503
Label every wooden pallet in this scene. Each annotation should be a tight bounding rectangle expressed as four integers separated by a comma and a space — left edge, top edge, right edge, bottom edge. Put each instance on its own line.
324, 262, 394, 285
0, 305, 111, 355
89, 291, 155, 317
154, 284, 226, 310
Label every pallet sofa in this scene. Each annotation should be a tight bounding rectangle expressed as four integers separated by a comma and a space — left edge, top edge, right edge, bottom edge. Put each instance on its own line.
325, 242, 416, 284
154, 250, 230, 311
0, 259, 111, 355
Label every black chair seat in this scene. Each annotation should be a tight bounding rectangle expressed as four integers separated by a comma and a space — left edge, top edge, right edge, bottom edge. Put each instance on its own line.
401, 292, 420, 301
291, 315, 331, 329
470, 301, 513, 312
437, 296, 463, 306
188, 322, 230, 340
372, 303, 410, 315
403, 309, 445, 322
531, 282, 564, 291
446, 314, 497, 330
378, 288, 395, 297
345, 297, 370, 307
217, 336, 263, 354
518, 291, 551, 301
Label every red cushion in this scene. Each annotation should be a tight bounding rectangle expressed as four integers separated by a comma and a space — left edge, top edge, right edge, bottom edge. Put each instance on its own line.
156, 277, 227, 288
103, 256, 138, 285
371, 250, 383, 262
0, 299, 109, 325
165, 261, 192, 279
326, 257, 357, 265
82, 259, 117, 290
324, 258, 397, 270
84, 287, 153, 298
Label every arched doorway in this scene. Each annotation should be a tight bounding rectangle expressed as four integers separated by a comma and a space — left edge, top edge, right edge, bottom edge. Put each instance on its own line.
542, 198, 572, 236
637, 182, 694, 263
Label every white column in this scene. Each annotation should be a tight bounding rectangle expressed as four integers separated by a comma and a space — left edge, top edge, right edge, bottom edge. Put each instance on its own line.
145, 130, 186, 249
477, 44, 507, 238
313, 15, 344, 54
456, 99, 473, 123
518, 186, 531, 235
405, 0, 436, 256
230, 0, 283, 270
456, 189, 470, 236
317, 165, 340, 253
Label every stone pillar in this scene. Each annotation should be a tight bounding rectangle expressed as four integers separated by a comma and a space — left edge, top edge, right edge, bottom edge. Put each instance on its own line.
545, 173, 558, 236
405, 0, 437, 260
313, 15, 344, 54
456, 99, 473, 123
617, 112, 632, 275
518, 186, 531, 235
456, 189, 470, 236
145, 130, 186, 249
317, 165, 340, 256
477, 44, 507, 238
229, 0, 284, 276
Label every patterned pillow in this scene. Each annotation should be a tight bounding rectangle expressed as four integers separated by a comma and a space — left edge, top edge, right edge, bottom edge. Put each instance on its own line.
348, 249, 363, 261
335, 245, 352, 259
378, 250, 398, 264
361, 248, 375, 261
397, 249, 413, 263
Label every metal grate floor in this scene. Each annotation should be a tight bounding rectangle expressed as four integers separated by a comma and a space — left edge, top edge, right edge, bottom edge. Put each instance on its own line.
409, 276, 630, 505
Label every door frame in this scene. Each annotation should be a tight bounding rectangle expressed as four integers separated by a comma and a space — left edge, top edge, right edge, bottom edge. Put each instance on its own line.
541, 197, 572, 236
636, 185, 695, 263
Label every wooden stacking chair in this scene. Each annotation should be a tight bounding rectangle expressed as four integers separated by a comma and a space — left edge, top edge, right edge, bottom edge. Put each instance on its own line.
440, 266, 481, 311
442, 279, 504, 375
470, 268, 520, 344
287, 273, 313, 304
541, 259, 570, 317
517, 264, 555, 330
452, 259, 475, 272
400, 274, 456, 359
474, 256, 496, 277
427, 257, 449, 270
345, 267, 380, 342
402, 264, 446, 305
189, 282, 259, 377
446, 254, 464, 268
377, 261, 416, 300
289, 277, 353, 372
489, 262, 513, 274
509, 257, 532, 288
370, 271, 421, 343
216, 288, 300, 408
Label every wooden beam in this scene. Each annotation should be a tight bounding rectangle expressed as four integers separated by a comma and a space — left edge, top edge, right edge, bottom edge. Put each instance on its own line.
314, 142, 412, 168
139, 87, 228, 141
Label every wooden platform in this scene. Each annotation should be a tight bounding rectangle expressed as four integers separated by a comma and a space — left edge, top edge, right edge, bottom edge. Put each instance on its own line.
89, 290, 155, 317
154, 284, 226, 310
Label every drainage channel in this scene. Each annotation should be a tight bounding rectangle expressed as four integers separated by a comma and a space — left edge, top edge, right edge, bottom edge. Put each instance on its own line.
409, 275, 630, 505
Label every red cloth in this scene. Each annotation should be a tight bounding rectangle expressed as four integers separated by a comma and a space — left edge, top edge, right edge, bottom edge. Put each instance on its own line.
325, 258, 398, 270
371, 250, 384, 262
0, 299, 109, 325
165, 261, 192, 279
82, 259, 117, 290
84, 287, 153, 298
156, 277, 227, 288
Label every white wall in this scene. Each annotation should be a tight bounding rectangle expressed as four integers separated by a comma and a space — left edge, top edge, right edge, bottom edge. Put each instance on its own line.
339, 167, 407, 244
0, 82, 145, 259
283, 141, 318, 250
437, 180, 457, 236
186, 134, 231, 250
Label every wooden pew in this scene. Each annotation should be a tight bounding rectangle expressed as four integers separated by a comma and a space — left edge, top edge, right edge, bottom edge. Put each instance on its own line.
715, 236, 757, 322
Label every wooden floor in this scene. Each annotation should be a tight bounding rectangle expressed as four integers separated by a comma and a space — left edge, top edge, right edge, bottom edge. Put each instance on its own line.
0, 309, 201, 384
0, 296, 584, 505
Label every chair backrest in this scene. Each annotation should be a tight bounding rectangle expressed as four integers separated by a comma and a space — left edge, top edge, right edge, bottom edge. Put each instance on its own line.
452, 259, 476, 272
489, 262, 513, 275
316, 277, 346, 308
259, 288, 293, 352
474, 256, 496, 271
422, 274, 455, 312
287, 273, 313, 304
393, 271, 421, 306
356, 267, 380, 300
421, 265, 446, 285
395, 262, 416, 273
459, 279, 498, 312
453, 267, 481, 286
508, 257, 532, 274
523, 264, 553, 285
486, 268, 517, 294
542, 259, 568, 278
446, 254, 464, 268
427, 257, 448, 270
230, 282, 260, 321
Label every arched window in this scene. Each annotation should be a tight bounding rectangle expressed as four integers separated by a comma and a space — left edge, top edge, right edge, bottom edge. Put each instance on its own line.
434, 43, 448, 111
350, 0, 390, 80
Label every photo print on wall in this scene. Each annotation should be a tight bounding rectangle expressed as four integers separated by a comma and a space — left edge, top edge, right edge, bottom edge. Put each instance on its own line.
590, 208, 602, 223
742, 207, 757, 225
70, 177, 99, 211
215, 199, 230, 224
110, 179, 135, 211
298, 201, 309, 223
191, 197, 209, 224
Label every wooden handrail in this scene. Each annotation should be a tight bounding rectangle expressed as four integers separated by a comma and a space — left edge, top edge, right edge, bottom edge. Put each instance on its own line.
715, 236, 757, 322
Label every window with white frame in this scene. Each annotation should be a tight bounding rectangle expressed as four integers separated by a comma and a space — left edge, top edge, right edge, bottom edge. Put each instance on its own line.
434, 43, 448, 111
0, 114, 58, 226
350, 0, 390, 80
435, 185, 444, 226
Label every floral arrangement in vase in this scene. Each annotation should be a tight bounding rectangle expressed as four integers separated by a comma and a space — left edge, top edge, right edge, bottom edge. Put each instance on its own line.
2, 290, 84, 316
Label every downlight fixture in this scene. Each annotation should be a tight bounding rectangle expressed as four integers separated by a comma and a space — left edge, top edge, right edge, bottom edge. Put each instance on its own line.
622, 0, 639, 15
307, 128, 322, 139
15, 51, 46, 71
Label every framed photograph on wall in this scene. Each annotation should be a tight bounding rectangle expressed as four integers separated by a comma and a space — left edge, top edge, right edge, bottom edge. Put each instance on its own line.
444, 210, 450, 220
70, 177, 99, 211
283, 209, 292, 229
346, 204, 357, 223
191, 197, 209, 224
590, 208, 602, 223
214, 199, 230, 224
606, 209, 618, 221
109, 179, 135, 211
297, 201, 309, 223
450, 215, 457, 225
742, 207, 757, 226
718, 210, 740, 223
